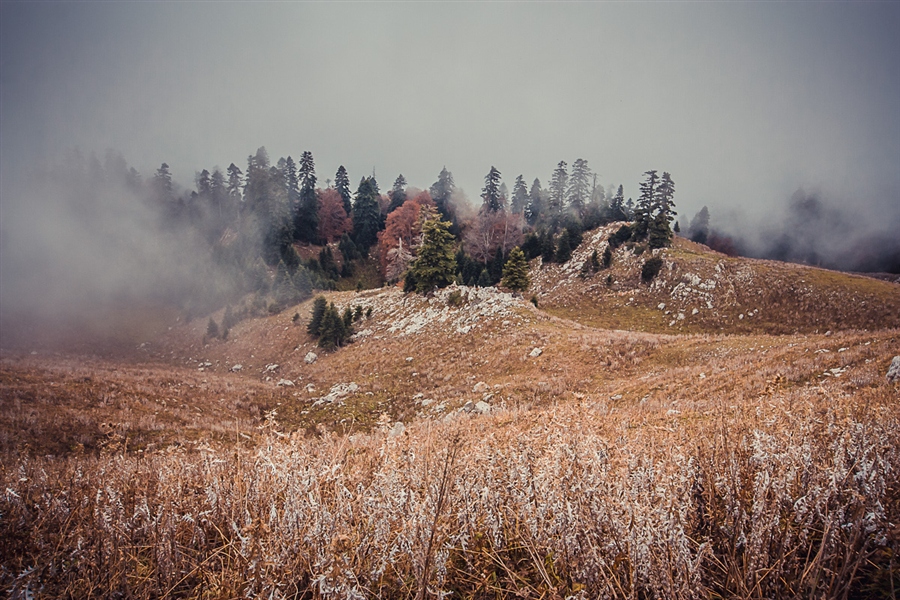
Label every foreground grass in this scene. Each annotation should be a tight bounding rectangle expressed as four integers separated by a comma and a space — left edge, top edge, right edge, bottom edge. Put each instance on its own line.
3, 369, 898, 598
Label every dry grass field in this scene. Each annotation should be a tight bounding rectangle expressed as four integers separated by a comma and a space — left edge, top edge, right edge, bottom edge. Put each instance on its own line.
2, 238, 899, 598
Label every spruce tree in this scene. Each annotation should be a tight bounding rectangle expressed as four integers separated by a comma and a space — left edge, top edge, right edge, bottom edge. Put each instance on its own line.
556, 229, 574, 263
481, 166, 503, 213
548, 161, 568, 218
351, 176, 384, 256
295, 151, 318, 243
335, 165, 353, 216
511, 175, 529, 214
566, 158, 592, 217
525, 178, 544, 226
307, 296, 328, 336
501, 247, 530, 292
387, 174, 407, 214
409, 217, 457, 293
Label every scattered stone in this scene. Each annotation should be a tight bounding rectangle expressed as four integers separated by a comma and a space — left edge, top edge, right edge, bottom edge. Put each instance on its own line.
306, 383, 316, 393
264, 363, 279, 373
692, 308, 699, 315
304, 352, 318, 364
421, 398, 434, 407
276, 379, 294, 387
887, 356, 900, 383
405, 356, 414, 362
462, 401, 475, 413
658, 302, 666, 310
677, 312, 685, 321
472, 381, 490, 394
388, 422, 406, 437
610, 394, 623, 401
475, 401, 492, 414
529, 347, 543, 358
230, 364, 243, 372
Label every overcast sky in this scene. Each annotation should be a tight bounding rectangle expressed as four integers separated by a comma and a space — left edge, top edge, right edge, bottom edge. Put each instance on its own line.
2, 1, 899, 230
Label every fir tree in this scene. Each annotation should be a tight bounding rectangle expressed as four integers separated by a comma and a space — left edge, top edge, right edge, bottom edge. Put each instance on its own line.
548, 161, 568, 218
335, 165, 353, 216
481, 166, 503, 213
307, 296, 328, 336
409, 217, 457, 293
602, 245, 613, 268
351, 176, 384, 256
566, 158, 592, 217
387, 174, 407, 214
525, 178, 544, 226
555, 229, 574, 264
295, 151, 318, 243
511, 175, 529, 214
501, 247, 530, 292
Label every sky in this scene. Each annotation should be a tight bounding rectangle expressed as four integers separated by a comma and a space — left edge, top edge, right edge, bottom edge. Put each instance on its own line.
2, 1, 899, 243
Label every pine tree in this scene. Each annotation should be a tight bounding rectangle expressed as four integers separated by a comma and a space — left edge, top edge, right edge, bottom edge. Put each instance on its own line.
689, 206, 710, 245
648, 172, 676, 249
633, 170, 658, 240
295, 151, 318, 243
307, 296, 328, 336
481, 166, 503, 213
430, 167, 456, 226
351, 176, 384, 256
556, 229, 574, 263
548, 161, 568, 218
387, 174, 407, 214
488, 246, 504, 284
501, 247, 530, 292
566, 158, 592, 217
602, 245, 613, 268
206, 317, 220, 339
408, 217, 456, 293
511, 175, 528, 214
525, 178, 544, 226
335, 165, 352, 216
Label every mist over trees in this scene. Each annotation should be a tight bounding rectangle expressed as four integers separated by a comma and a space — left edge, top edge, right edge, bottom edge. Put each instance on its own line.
4, 142, 894, 350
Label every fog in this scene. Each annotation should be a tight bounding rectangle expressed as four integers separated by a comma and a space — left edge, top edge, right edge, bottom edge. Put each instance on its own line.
2, 2, 899, 345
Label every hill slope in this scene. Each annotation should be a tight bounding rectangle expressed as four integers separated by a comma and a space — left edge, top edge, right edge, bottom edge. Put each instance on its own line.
531, 223, 900, 334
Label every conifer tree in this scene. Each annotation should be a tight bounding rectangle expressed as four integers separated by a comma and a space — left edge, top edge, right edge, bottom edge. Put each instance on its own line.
408, 217, 456, 293
387, 174, 407, 214
351, 176, 384, 256
307, 296, 328, 336
481, 166, 503, 213
430, 167, 458, 232
511, 175, 529, 214
566, 158, 592, 217
501, 247, 530, 292
525, 178, 544, 226
295, 151, 318, 243
555, 229, 574, 263
335, 165, 353, 216
548, 161, 568, 218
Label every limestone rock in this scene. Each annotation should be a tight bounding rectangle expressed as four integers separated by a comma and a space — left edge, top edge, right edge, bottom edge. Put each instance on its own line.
887, 356, 900, 383
472, 381, 490, 394
529, 347, 543, 358
304, 352, 317, 364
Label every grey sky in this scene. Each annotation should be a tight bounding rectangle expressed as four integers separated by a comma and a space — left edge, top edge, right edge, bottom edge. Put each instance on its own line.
2, 1, 899, 230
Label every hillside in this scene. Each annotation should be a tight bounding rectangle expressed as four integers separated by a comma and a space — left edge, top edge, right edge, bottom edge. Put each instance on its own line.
532, 223, 900, 334
2, 231, 899, 598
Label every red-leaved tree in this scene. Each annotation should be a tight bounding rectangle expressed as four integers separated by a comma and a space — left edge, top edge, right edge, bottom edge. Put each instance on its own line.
317, 188, 352, 244
377, 191, 435, 278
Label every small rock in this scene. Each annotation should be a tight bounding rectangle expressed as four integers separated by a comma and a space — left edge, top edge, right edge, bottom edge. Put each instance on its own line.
276, 379, 294, 387
529, 347, 543, 358
658, 303, 666, 310
692, 308, 699, 315
887, 356, 900, 383
231, 364, 243, 372
677, 312, 685, 321
472, 381, 490, 394
462, 400, 475, 413
405, 356, 414, 362
475, 401, 492, 414
421, 398, 434, 407
264, 363, 279, 373
388, 422, 406, 437
304, 352, 317, 364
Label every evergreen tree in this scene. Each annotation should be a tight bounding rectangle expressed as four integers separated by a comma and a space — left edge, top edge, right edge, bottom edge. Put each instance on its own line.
430, 167, 457, 227
227, 163, 243, 219
548, 161, 568, 218
206, 317, 219, 339
481, 166, 503, 213
602, 244, 613, 268
317, 303, 347, 351
295, 151, 318, 243
566, 158, 592, 217
283, 155, 300, 216
607, 184, 627, 221
648, 171, 676, 249
525, 178, 544, 226
501, 247, 530, 292
351, 176, 384, 256
335, 165, 352, 216
633, 170, 658, 239
307, 296, 328, 336
153, 163, 174, 204
688, 206, 710, 245
674, 221, 681, 234
387, 174, 407, 214
488, 246, 505, 284
511, 175, 528, 214
408, 217, 457, 293
541, 232, 556, 264
555, 229, 574, 263
477, 269, 492, 288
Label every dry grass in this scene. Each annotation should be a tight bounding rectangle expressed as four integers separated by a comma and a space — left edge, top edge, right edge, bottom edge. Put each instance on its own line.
1, 270, 899, 597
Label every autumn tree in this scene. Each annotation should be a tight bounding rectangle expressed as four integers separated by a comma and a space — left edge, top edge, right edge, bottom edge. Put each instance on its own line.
317, 188, 352, 244
377, 191, 434, 280
464, 210, 524, 266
